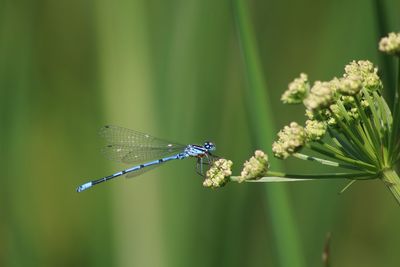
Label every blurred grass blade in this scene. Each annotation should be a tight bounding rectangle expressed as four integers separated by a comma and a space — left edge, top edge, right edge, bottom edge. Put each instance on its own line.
373, 0, 395, 103
232, 0, 306, 266
322, 232, 332, 267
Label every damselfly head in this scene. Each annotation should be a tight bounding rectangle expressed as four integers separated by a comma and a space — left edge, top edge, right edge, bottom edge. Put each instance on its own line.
204, 141, 216, 151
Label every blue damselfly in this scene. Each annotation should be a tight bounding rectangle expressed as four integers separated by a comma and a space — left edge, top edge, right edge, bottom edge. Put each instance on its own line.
76, 125, 216, 192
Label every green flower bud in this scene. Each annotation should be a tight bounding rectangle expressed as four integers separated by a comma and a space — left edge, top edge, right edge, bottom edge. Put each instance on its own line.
327, 117, 336, 126
348, 107, 359, 120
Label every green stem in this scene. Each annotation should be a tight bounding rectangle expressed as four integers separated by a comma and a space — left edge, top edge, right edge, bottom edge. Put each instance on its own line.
332, 112, 376, 163
230, 172, 378, 182
354, 96, 381, 155
316, 140, 348, 157
293, 152, 367, 171
362, 89, 384, 142
381, 168, 400, 206
328, 128, 368, 161
266, 171, 378, 180
307, 144, 377, 171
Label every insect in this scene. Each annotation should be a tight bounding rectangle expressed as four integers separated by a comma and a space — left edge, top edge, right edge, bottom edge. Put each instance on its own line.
76, 125, 216, 192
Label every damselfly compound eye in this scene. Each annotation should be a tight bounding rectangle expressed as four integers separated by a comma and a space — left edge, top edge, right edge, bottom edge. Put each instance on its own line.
204, 141, 216, 151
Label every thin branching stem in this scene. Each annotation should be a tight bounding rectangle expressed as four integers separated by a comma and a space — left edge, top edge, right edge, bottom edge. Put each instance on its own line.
354, 95, 382, 154
335, 100, 364, 143
328, 128, 368, 161
331, 111, 376, 163
316, 140, 348, 158
294, 151, 375, 172
257, 171, 378, 180
362, 88, 385, 151
306, 144, 377, 172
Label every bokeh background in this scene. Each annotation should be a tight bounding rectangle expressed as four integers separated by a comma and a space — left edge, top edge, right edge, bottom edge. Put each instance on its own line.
1, 0, 400, 266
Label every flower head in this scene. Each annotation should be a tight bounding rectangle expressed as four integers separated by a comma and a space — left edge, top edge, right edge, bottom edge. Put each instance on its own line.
281, 73, 310, 104
203, 159, 233, 188
379, 32, 400, 56
303, 80, 337, 111
305, 120, 327, 141
272, 122, 306, 159
337, 76, 363, 95
239, 150, 269, 182
344, 60, 382, 91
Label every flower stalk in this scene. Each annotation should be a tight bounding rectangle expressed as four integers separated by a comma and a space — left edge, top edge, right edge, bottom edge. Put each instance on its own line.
381, 168, 400, 205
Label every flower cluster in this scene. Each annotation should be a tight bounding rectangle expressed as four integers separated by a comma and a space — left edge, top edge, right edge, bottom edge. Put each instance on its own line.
337, 75, 362, 96
281, 73, 310, 104
253, 32, 400, 205
305, 120, 327, 141
343, 60, 382, 91
203, 159, 233, 188
274, 59, 384, 159
272, 122, 306, 159
204, 33, 400, 207
203, 150, 270, 188
303, 80, 337, 111
379, 32, 400, 56
239, 150, 269, 182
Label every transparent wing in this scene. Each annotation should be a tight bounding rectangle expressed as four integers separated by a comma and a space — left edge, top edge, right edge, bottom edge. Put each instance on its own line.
101, 144, 185, 164
99, 125, 186, 164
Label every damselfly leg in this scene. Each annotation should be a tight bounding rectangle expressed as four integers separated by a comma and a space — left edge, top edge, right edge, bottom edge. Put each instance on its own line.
195, 154, 219, 176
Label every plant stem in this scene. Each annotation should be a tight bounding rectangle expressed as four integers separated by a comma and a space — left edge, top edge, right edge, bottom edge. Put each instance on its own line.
306, 144, 377, 171
293, 152, 366, 171
381, 168, 400, 206
266, 171, 378, 180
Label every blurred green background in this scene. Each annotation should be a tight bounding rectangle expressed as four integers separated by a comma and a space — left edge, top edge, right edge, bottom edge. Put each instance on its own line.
1, 0, 400, 266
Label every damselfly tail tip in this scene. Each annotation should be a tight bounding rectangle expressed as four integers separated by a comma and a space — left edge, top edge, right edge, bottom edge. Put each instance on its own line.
76, 182, 93, 193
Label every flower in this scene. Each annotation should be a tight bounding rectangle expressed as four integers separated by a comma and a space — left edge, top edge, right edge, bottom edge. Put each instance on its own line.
337, 76, 363, 95
281, 73, 310, 104
239, 150, 269, 182
272, 122, 306, 159
305, 120, 327, 141
203, 159, 233, 188
343, 60, 382, 91
303, 80, 337, 111
379, 32, 400, 56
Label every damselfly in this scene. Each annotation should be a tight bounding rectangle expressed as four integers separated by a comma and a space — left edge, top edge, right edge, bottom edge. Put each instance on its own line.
76, 125, 216, 192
